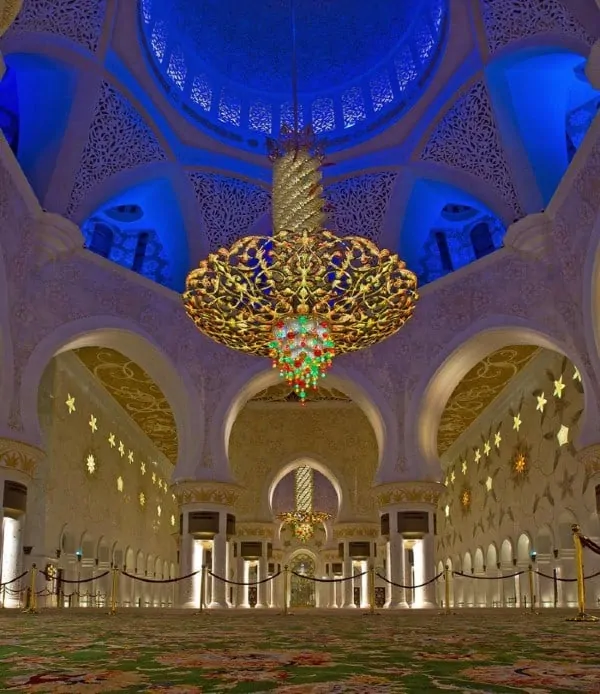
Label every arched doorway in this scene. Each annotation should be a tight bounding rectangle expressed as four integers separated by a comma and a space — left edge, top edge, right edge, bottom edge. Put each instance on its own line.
290, 553, 316, 608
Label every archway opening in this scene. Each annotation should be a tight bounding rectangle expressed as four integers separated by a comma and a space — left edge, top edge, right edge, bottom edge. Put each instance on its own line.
487, 47, 600, 206
3, 52, 77, 199
399, 178, 506, 286
81, 177, 189, 291
228, 379, 378, 523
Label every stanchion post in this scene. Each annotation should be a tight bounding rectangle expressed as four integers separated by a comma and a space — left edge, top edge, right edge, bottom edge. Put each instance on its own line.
369, 565, 375, 615
528, 564, 536, 613
199, 564, 207, 614
1, 584, 4, 608
108, 566, 118, 616
25, 564, 38, 613
283, 565, 289, 616
444, 565, 450, 613
567, 524, 599, 622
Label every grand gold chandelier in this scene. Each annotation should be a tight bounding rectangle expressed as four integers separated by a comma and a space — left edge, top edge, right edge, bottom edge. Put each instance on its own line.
183, 9, 418, 402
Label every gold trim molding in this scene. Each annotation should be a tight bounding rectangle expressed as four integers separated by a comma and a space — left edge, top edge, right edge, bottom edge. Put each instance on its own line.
0, 438, 45, 478
172, 481, 243, 507
235, 522, 275, 540
373, 481, 444, 507
334, 522, 379, 539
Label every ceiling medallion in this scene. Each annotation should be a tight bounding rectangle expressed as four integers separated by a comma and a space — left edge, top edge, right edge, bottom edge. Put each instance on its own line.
183, 124, 418, 401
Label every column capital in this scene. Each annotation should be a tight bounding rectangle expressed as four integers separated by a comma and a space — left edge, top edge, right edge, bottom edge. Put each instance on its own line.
334, 522, 379, 539
0, 436, 45, 480
235, 522, 276, 540
372, 480, 443, 508
172, 480, 243, 508
504, 213, 552, 259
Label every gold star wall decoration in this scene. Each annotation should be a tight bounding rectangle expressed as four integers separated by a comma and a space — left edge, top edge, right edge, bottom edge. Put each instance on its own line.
557, 424, 569, 447
117, 476, 124, 492
86, 453, 96, 474
483, 441, 491, 456
128, 450, 134, 464
536, 393, 547, 413
553, 376, 565, 399
494, 431, 502, 448
139, 492, 145, 507
485, 476, 493, 492
573, 366, 582, 382
474, 448, 481, 463
118, 441, 125, 457
140, 462, 146, 475
171, 514, 176, 527
88, 415, 98, 433
108, 433, 116, 447
513, 413, 522, 431
66, 394, 76, 414
444, 504, 450, 518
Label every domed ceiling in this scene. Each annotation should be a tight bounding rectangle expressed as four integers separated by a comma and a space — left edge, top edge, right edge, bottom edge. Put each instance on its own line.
139, 0, 448, 152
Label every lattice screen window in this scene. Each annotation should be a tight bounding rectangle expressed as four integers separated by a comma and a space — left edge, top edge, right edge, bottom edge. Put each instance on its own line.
295, 466, 314, 513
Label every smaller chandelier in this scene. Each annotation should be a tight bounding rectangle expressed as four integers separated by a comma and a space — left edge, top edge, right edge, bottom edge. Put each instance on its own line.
270, 313, 335, 403
278, 510, 332, 542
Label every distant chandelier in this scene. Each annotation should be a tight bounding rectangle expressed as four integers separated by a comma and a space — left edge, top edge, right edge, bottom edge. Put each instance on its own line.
182, 5, 418, 403
277, 510, 332, 543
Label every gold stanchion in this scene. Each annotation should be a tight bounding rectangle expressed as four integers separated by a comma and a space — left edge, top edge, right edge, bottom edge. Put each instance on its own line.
440, 565, 454, 616
527, 564, 538, 615
279, 565, 292, 616
567, 524, 598, 622
363, 565, 379, 616
197, 564, 209, 616
24, 565, 38, 614
108, 567, 118, 616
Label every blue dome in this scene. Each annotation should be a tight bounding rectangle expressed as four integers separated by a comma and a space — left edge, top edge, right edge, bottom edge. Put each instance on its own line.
139, 0, 448, 152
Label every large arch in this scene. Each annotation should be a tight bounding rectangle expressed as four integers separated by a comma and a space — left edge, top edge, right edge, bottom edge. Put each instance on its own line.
211, 362, 397, 484
19, 315, 203, 474
406, 315, 596, 475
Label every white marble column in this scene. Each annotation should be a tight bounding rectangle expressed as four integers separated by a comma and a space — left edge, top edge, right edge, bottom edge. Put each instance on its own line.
342, 550, 354, 608
256, 550, 268, 608
210, 513, 228, 608
387, 514, 407, 608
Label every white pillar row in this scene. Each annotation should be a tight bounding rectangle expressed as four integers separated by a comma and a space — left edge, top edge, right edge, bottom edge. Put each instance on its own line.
333, 525, 379, 609
256, 542, 269, 608
373, 482, 444, 610
231, 523, 276, 609
172, 482, 243, 609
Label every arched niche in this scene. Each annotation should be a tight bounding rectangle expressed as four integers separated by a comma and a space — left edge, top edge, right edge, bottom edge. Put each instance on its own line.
20, 316, 202, 473
392, 174, 508, 286
474, 547, 484, 572
535, 525, 554, 556
516, 532, 532, 564
212, 362, 396, 484
2, 51, 78, 199
557, 509, 578, 549
76, 163, 198, 292
407, 317, 593, 476
500, 538, 513, 567
486, 45, 600, 207
486, 543, 498, 568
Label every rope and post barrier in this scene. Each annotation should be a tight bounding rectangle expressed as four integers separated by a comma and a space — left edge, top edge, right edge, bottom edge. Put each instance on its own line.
364, 564, 378, 616
23, 564, 37, 614
198, 563, 207, 615
282, 565, 290, 616
567, 524, 599, 623
527, 564, 538, 615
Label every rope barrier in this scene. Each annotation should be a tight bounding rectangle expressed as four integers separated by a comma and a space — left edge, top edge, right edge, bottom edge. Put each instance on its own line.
452, 570, 524, 580
208, 570, 281, 586
1, 571, 28, 587
291, 571, 368, 584
50, 571, 110, 584
580, 534, 600, 556
376, 572, 443, 589
536, 568, 600, 582
121, 569, 199, 584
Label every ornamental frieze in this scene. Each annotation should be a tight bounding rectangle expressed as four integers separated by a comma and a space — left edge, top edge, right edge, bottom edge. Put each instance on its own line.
172, 481, 243, 507
334, 522, 379, 539
235, 522, 275, 540
372, 481, 443, 507
0, 438, 44, 478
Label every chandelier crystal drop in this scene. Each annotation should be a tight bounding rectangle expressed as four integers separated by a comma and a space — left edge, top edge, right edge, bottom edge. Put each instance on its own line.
270, 313, 335, 403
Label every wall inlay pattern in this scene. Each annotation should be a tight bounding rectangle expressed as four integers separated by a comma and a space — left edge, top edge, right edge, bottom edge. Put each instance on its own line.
420, 81, 523, 218
187, 172, 271, 253
74, 347, 177, 464
480, 0, 593, 54
437, 345, 540, 455
67, 82, 167, 219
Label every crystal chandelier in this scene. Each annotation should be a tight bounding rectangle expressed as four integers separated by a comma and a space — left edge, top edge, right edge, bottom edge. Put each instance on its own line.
278, 510, 332, 542
183, 6, 418, 402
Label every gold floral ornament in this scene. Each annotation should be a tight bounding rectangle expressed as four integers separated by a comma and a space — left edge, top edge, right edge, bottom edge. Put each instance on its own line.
460, 487, 472, 513
183, 126, 418, 402
510, 442, 531, 484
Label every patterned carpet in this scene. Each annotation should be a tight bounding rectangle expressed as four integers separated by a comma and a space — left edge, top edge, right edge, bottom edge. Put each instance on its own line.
1, 609, 600, 693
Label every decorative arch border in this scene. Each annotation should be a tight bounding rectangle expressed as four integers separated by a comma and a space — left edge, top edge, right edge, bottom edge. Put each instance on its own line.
210, 362, 397, 483
266, 455, 343, 522
0, 243, 14, 431
19, 315, 203, 473
406, 315, 596, 478
582, 203, 600, 391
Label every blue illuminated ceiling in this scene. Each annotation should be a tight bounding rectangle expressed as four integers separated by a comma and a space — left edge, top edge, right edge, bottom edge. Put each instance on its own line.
139, 0, 448, 152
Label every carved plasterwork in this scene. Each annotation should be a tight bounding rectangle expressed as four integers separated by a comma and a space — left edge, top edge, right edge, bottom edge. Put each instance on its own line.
7, 0, 107, 52
480, 0, 593, 55
235, 522, 275, 540
173, 481, 243, 507
438, 345, 540, 455
75, 347, 178, 464
321, 549, 340, 563
0, 437, 44, 478
334, 522, 379, 539
420, 80, 523, 217
577, 444, 600, 477
373, 481, 443, 507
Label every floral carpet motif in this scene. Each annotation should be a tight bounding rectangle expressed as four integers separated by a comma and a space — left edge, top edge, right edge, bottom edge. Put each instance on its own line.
0, 609, 599, 692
